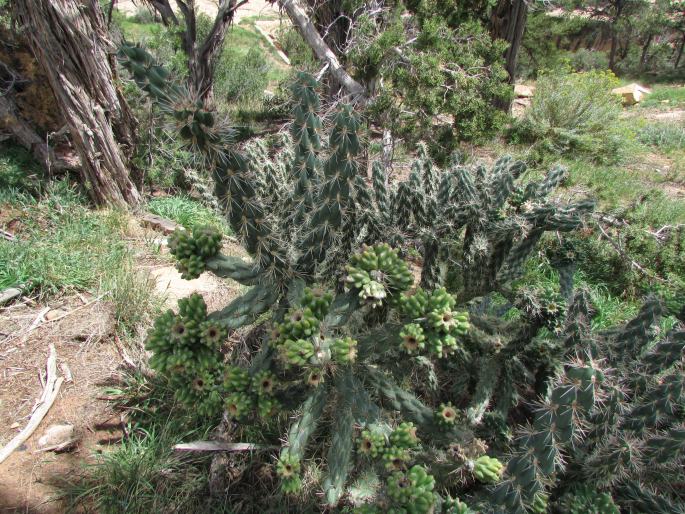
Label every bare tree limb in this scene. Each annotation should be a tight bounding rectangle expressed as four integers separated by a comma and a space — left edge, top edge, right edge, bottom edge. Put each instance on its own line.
278, 0, 366, 100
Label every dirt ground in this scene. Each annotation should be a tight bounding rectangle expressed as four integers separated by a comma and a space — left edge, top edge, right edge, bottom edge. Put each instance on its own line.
0, 218, 244, 514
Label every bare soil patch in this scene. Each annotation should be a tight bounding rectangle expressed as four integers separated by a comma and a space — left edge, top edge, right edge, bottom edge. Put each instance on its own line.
0, 297, 124, 513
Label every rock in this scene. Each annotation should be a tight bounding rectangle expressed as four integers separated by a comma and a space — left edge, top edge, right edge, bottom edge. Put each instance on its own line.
0, 287, 22, 305
44, 308, 67, 321
38, 424, 76, 450
611, 83, 652, 106
10, 422, 20, 430
140, 213, 181, 235
514, 84, 535, 98
512, 98, 532, 119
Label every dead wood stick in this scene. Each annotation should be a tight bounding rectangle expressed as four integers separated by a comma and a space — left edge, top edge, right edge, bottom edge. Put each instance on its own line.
0, 344, 63, 465
173, 441, 277, 452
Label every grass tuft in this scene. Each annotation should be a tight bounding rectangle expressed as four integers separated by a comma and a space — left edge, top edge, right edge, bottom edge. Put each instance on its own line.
147, 195, 229, 233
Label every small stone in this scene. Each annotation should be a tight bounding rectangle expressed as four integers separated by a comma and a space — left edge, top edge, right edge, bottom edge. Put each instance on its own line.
44, 309, 67, 321
140, 213, 181, 235
10, 422, 20, 430
514, 84, 535, 98
38, 424, 75, 449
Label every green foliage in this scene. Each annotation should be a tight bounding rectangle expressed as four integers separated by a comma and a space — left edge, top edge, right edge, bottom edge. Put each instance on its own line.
637, 121, 685, 151
147, 195, 227, 231
0, 143, 42, 194
517, 11, 605, 79
350, 6, 511, 157
214, 46, 269, 104
275, 25, 317, 69
123, 48, 685, 514
510, 68, 626, 163
640, 85, 685, 109
59, 425, 212, 514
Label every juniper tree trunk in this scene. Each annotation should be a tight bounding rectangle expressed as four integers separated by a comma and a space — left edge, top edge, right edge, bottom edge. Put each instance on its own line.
639, 33, 653, 73
491, 0, 528, 84
13, 0, 141, 208
676, 32, 685, 68
490, 0, 528, 111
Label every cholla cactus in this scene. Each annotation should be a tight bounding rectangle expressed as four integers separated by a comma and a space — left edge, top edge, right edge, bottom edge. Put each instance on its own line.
122, 44, 685, 514
480, 295, 685, 513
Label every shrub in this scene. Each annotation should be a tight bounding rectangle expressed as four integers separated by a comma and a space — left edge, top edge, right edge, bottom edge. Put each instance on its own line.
569, 48, 610, 72
215, 46, 269, 104
510, 68, 627, 163
275, 25, 317, 69
637, 121, 685, 151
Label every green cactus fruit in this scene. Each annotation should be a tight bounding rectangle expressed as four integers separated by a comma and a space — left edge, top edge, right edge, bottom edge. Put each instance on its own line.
280, 307, 321, 340
400, 323, 426, 354
353, 505, 381, 514
224, 366, 250, 392
178, 293, 207, 323
346, 268, 372, 289
276, 453, 301, 479
426, 333, 444, 356
531, 493, 548, 514
358, 429, 386, 458
331, 336, 358, 363
225, 392, 253, 419
563, 486, 620, 514
427, 287, 456, 310
280, 475, 303, 494
257, 396, 279, 418
443, 497, 475, 514
200, 321, 226, 348
360, 280, 388, 308
301, 287, 333, 320
168, 226, 222, 279
280, 338, 315, 367
387, 465, 435, 512
399, 288, 430, 319
252, 370, 277, 396
435, 402, 460, 428
427, 308, 459, 333
345, 244, 413, 306
173, 368, 222, 416
389, 422, 419, 449
382, 446, 411, 471
472, 455, 504, 484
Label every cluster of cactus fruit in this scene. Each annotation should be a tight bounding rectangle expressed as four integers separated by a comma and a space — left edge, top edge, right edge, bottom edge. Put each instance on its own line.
121, 42, 685, 512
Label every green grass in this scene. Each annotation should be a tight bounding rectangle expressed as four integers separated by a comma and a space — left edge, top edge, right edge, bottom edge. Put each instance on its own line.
147, 195, 229, 233
0, 146, 161, 335
0, 144, 42, 194
639, 84, 685, 109
59, 425, 214, 514
0, 182, 127, 294
637, 121, 685, 152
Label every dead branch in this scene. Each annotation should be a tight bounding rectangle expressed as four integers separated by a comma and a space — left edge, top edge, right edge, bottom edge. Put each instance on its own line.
278, 0, 366, 100
0, 344, 64, 464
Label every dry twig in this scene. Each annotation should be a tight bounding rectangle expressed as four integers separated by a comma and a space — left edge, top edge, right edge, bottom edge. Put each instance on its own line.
0, 344, 63, 464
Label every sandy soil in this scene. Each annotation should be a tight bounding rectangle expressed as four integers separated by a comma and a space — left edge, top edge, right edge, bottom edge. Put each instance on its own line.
115, 0, 281, 23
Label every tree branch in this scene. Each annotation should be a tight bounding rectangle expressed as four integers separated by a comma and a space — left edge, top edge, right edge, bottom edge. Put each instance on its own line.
278, 0, 366, 100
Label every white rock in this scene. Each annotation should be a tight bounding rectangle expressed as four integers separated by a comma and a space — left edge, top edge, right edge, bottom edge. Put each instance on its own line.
38, 424, 75, 449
